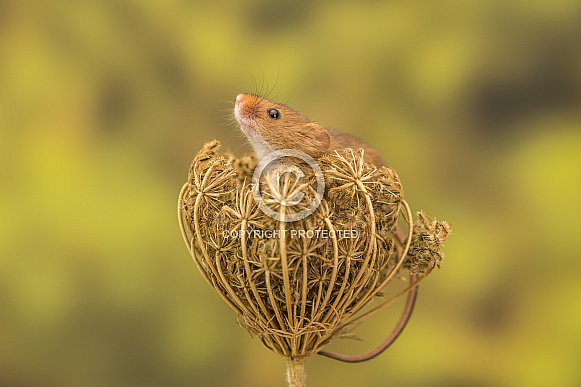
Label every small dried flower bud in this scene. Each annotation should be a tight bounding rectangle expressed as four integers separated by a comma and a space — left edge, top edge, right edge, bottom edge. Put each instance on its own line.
404, 212, 451, 275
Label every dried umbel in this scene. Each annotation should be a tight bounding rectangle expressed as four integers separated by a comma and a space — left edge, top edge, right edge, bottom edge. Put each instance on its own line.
178, 141, 450, 386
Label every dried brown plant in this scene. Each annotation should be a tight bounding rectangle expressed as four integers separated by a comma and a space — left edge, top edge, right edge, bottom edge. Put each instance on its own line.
178, 141, 451, 386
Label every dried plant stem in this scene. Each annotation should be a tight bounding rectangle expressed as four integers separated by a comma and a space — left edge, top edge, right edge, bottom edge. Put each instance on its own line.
285, 358, 306, 387
317, 276, 418, 363
343, 274, 423, 328
178, 183, 241, 313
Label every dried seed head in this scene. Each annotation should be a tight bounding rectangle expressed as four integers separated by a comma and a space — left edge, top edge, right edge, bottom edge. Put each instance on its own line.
178, 141, 450, 360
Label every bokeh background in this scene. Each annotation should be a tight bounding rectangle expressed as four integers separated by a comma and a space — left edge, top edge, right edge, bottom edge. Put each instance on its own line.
1, 1, 581, 386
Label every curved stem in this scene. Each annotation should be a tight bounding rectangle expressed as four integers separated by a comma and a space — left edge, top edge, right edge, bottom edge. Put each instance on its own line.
342, 275, 424, 328
178, 183, 239, 312
335, 199, 414, 322
316, 276, 419, 363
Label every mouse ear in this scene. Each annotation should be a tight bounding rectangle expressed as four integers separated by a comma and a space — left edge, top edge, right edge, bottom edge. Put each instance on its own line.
304, 123, 331, 159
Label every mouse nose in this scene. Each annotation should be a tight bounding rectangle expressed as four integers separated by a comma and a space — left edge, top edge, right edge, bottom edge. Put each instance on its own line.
235, 94, 244, 106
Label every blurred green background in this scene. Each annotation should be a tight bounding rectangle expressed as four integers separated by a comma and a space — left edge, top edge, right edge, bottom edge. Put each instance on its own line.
1, 1, 580, 386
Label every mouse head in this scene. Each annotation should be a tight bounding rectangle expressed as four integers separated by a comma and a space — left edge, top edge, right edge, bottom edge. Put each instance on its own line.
234, 94, 331, 160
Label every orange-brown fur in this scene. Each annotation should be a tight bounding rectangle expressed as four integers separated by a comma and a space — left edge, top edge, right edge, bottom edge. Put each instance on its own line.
234, 94, 384, 166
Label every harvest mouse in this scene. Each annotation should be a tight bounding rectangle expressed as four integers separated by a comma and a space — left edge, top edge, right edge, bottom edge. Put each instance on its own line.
234, 93, 405, 240
234, 94, 384, 166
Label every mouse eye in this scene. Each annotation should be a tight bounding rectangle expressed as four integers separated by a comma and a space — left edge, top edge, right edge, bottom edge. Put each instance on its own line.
267, 109, 280, 120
